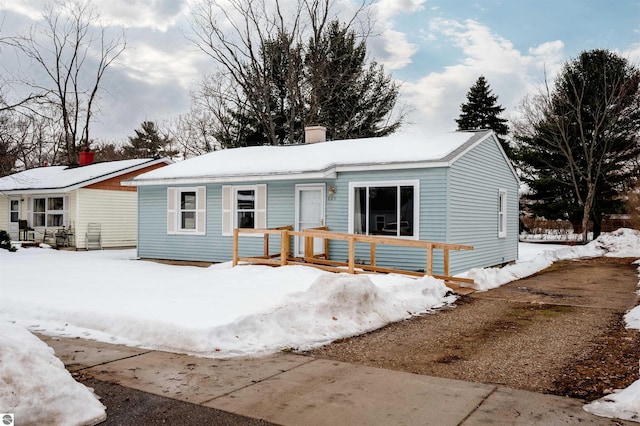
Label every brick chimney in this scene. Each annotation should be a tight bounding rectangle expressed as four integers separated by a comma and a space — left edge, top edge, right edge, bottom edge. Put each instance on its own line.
79, 147, 95, 166
304, 125, 327, 144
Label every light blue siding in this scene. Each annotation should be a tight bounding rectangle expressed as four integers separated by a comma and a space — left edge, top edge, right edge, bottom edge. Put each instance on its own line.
327, 169, 448, 274
137, 133, 518, 276
447, 134, 519, 274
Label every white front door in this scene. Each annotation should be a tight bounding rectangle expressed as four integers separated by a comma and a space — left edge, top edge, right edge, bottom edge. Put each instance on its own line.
8, 198, 20, 240
295, 184, 325, 257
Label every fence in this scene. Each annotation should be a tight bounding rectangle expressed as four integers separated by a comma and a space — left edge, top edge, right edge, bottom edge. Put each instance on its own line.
232, 226, 474, 284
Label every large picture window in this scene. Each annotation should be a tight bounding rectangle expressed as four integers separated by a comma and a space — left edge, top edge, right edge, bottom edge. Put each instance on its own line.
33, 196, 64, 227
350, 181, 419, 238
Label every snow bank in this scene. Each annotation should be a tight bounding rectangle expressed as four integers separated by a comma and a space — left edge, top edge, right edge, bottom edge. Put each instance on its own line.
460, 228, 640, 291
0, 322, 106, 426
584, 372, 640, 423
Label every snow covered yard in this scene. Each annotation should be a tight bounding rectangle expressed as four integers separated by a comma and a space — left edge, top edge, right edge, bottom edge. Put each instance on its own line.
1, 228, 640, 424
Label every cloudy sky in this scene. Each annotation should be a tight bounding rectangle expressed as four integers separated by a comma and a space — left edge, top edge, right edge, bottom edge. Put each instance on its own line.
2, 0, 639, 142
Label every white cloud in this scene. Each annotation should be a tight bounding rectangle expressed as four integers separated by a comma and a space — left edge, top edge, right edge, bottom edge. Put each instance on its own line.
369, 28, 418, 69
375, 0, 426, 20
114, 38, 204, 89
622, 42, 640, 65
400, 19, 566, 133
101, 0, 188, 32
2, 0, 188, 32
1, 0, 43, 20
367, 0, 427, 69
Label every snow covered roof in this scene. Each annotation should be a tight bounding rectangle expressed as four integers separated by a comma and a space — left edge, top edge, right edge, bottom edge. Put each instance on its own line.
0, 158, 172, 194
127, 130, 494, 186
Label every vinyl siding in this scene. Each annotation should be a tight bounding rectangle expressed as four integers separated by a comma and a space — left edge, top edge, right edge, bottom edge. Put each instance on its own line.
448, 134, 519, 274
0, 196, 9, 233
76, 189, 137, 248
137, 181, 332, 262
327, 169, 448, 274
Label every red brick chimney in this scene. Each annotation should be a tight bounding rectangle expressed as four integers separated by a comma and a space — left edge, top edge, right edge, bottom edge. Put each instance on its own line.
79, 147, 94, 166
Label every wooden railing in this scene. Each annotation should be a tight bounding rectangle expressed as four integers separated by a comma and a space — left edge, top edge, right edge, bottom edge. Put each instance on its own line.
232, 227, 474, 284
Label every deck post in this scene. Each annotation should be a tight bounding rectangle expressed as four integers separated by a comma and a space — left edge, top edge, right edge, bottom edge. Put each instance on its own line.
280, 230, 289, 266
443, 248, 450, 278
232, 228, 239, 266
427, 244, 433, 276
264, 233, 269, 257
348, 236, 355, 274
370, 243, 376, 267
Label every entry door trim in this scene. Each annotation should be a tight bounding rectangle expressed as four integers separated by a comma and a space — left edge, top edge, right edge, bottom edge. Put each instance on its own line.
294, 184, 326, 257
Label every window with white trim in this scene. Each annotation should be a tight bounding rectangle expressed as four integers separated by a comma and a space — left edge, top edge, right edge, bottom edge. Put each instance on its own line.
349, 181, 419, 238
167, 187, 206, 235
222, 184, 267, 236
32, 196, 65, 227
498, 189, 507, 238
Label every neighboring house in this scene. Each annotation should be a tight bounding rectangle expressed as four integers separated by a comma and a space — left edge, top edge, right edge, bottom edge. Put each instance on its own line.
0, 155, 172, 249
125, 128, 519, 275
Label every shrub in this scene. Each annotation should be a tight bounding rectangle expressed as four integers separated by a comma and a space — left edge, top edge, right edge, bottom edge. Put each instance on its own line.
0, 230, 16, 252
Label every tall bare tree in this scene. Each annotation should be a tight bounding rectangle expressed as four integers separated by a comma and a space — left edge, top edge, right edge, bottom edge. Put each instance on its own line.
8, 0, 126, 165
187, 0, 401, 147
514, 49, 640, 241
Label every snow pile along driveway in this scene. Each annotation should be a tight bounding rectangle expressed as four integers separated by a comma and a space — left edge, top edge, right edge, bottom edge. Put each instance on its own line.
0, 321, 106, 426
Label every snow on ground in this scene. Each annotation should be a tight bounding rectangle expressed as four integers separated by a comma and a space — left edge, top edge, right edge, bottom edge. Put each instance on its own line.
0, 321, 106, 425
1, 228, 640, 424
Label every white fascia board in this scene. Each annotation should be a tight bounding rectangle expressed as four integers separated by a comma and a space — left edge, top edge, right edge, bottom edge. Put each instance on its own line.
125, 170, 339, 186
0, 188, 72, 196
125, 160, 454, 187
334, 161, 450, 173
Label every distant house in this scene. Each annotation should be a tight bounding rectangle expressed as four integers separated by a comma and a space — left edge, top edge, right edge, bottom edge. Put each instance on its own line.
0, 155, 172, 249
125, 128, 519, 275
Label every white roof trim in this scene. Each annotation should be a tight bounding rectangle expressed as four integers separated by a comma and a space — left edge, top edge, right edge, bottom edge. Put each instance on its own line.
0, 158, 172, 194
124, 160, 454, 186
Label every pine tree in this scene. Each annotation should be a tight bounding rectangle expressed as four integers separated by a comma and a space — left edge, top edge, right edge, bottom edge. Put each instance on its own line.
514, 49, 640, 239
124, 121, 178, 159
456, 76, 510, 156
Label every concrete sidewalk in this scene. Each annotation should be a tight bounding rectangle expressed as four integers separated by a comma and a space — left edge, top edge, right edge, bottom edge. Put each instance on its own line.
40, 335, 629, 425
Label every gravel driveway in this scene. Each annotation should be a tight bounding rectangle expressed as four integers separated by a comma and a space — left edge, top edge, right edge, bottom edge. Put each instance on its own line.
304, 257, 640, 400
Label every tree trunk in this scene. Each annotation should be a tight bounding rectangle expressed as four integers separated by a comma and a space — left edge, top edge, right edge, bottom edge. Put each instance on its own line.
581, 185, 596, 242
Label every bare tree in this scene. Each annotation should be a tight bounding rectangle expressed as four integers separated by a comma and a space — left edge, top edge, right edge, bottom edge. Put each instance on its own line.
186, 0, 395, 147
8, 0, 126, 165
514, 50, 640, 241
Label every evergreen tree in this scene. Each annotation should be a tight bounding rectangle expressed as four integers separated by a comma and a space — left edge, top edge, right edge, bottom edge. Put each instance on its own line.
194, 17, 402, 147
456, 76, 510, 156
514, 49, 640, 239
124, 121, 178, 159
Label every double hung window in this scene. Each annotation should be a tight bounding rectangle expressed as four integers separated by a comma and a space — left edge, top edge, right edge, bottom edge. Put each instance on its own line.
221, 184, 267, 236
498, 189, 507, 238
167, 187, 206, 235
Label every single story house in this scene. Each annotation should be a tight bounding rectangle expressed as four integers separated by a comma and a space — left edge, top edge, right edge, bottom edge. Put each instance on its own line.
125, 128, 518, 276
0, 155, 172, 249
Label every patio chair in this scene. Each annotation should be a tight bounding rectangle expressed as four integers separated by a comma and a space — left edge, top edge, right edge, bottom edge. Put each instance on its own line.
85, 223, 102, 250
42, 229, 56, 246
18, 220, 35, 241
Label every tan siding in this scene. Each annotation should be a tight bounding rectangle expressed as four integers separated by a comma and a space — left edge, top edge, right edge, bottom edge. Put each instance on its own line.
76, 189, 138, 248
0, 195, 9, 232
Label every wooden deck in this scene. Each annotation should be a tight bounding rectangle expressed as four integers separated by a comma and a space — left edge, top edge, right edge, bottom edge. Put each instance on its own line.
232, 227, 474, 286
